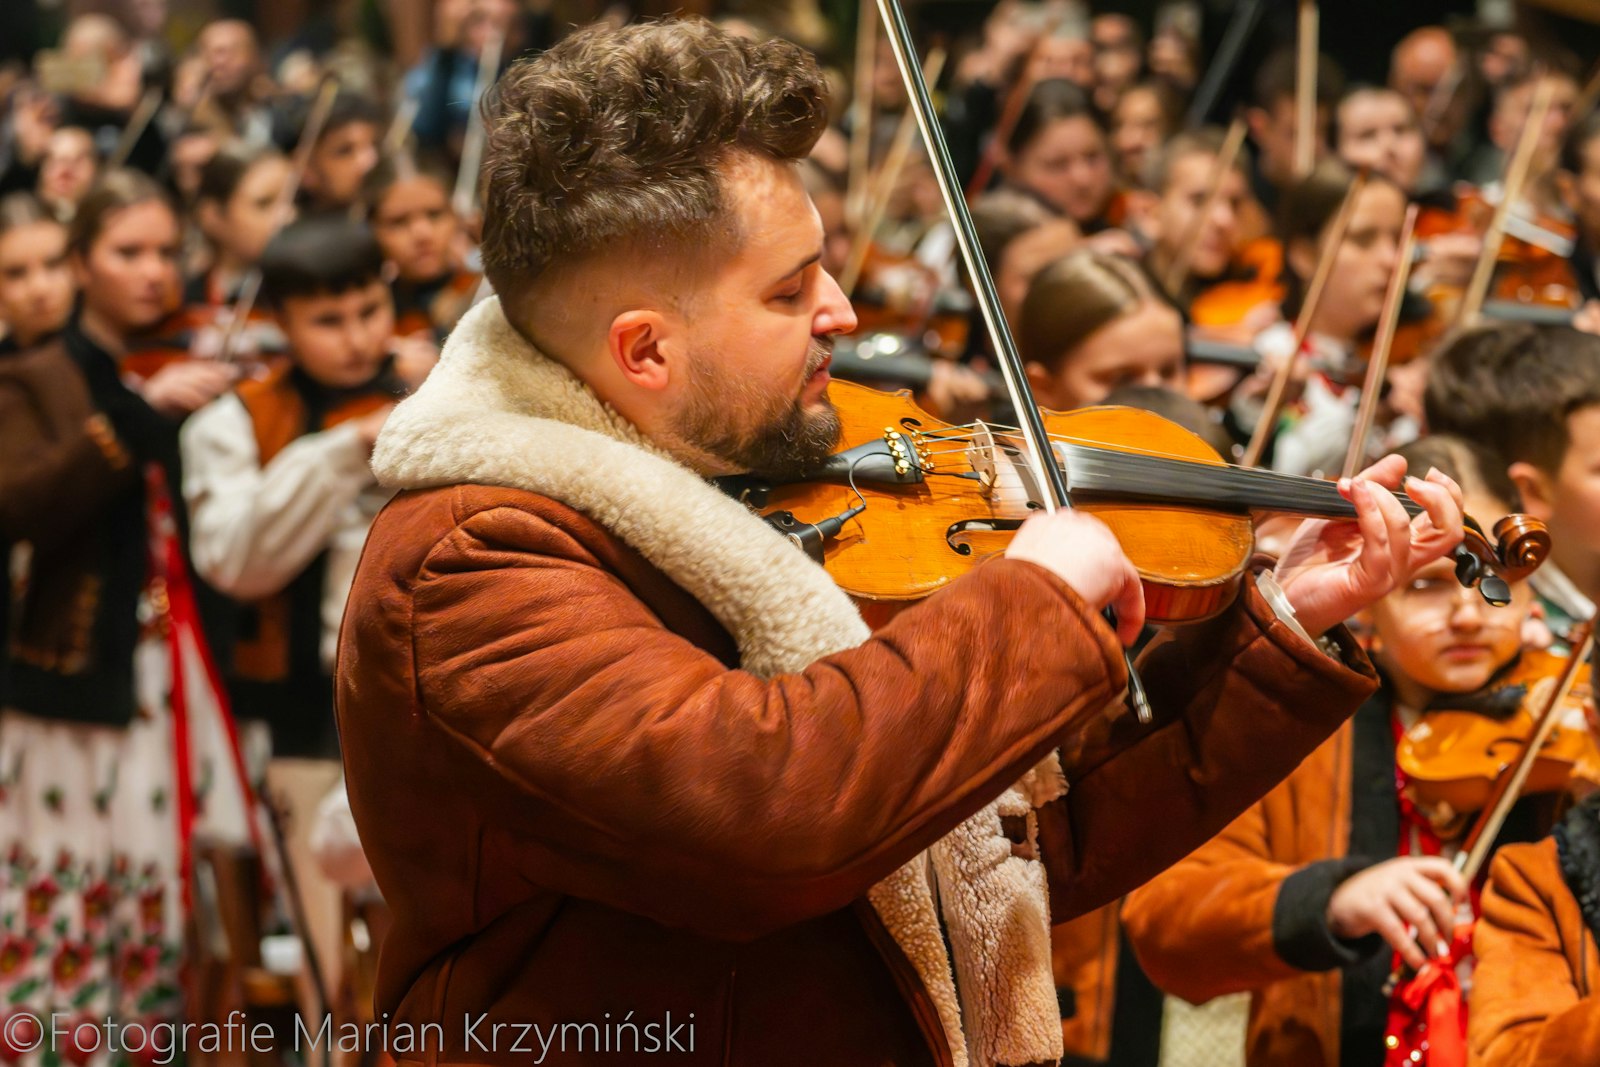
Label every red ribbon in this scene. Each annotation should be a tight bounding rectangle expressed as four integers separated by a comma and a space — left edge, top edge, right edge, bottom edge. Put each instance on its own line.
1384, 924, 1474, 1067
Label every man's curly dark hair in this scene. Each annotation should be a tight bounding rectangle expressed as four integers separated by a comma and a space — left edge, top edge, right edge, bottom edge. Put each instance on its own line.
479, 18, 829, 324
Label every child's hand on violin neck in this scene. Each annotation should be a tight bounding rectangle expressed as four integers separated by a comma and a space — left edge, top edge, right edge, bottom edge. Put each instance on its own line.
1273, 455, 1466, 639
1325, 856, 1469, 971
1005, 510, 1146, 645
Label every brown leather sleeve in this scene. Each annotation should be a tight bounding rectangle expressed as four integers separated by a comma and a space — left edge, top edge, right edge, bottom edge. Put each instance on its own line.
1119, 793, 1303, 1002
408, 503, 1128, 942
0, 350, 133, 542
1036, 576, 1377, 924
1469, 841, 1600, 1067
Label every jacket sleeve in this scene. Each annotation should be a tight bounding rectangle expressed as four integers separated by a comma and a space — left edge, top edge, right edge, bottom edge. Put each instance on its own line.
0, 355, 134, 542
407, 503, 1129, 941
1036, 576, 1378, 925
181, 393, 377, 599
1469, 842, 1600, 1067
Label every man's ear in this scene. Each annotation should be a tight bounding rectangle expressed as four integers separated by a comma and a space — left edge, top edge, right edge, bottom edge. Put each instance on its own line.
1508, 460, 1556, 523
607, 309, 675, 392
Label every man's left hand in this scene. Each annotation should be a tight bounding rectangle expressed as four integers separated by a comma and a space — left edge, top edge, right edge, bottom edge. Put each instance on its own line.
1273, 455, 1465, 638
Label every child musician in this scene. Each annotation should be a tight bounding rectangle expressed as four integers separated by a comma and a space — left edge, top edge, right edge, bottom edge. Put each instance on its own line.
180, 216, 433, 1014
1123, 434, 1595, 1067
0, 192, 75, 352
0, 169, 246, 1061
364, 155, 479, 343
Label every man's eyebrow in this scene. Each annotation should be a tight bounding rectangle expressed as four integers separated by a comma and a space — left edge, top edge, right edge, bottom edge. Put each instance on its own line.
775, 250, 822, 282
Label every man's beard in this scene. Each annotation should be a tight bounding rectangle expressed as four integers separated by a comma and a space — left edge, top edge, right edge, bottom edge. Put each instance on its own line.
673, 337, 842, 481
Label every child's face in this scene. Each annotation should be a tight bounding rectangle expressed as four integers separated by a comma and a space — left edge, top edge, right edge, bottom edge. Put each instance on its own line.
1371, 490, 1532, 697
307, 121, 379, 208
1514, 405, 1600, 589
277, 280, 394, 388
0, 220, 74, 346
370, 176, 458, 282
218, 156, 290, 266
75, 200, 181, 335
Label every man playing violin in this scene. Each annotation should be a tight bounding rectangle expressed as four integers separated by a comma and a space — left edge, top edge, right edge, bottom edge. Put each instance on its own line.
336, 19, 1468, 1067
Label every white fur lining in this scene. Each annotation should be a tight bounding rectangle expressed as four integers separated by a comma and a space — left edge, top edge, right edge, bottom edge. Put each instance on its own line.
372, 298, 1067, 1067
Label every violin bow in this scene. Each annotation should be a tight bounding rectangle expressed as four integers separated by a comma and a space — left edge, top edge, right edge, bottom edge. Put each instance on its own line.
1240, 168, 1368, 468
109, 86, 164, 170
452, 23, 505, 218
1382, 618, 1593, 998
845, 0, 879, 232
873, 0, 1153, 722
1458, 619, 1595, 882
1457, 75, 1556, 328
215, 76, 340, 367
1161, 116, 1248, 296
1293, 0, 1319, 180
838, 46, 946, 299
1340, 203, 1419, 480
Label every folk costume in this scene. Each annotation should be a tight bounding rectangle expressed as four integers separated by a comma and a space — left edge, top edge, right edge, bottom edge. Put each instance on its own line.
1469, 792, 1600, 1066
0, 325, 255, 1065
337, 297, 1381, 1067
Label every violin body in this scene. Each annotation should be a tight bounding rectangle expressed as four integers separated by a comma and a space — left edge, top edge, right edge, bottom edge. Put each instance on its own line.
756, 380, 1281, 621
1396, 649, 1599, 837
1188, 237, 1286, 332
122, 303, 283, 382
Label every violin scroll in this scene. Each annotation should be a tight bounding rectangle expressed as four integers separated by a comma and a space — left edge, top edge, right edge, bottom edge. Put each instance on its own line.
1450, 513, 1550, 606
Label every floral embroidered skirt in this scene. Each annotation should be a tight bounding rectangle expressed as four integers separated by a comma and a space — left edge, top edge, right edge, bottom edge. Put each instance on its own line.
0, 630, 254, 1067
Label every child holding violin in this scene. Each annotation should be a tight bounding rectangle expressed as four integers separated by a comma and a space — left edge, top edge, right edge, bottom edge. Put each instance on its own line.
363, 155, 479, 344
179, 216, 433, 1023
1244, 160, 1412, 477
993, 77, 1141, 257
0, 169, 250, 1055
1122, 434, 1591, 1067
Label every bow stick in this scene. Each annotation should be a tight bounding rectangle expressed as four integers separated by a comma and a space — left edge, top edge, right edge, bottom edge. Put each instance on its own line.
109, 86, 164, 170
452, 24, 505, 218
1241, 168, 1368, 468
1293, 0, 1319, 179
873, 0, 1153, 721
845, 1, 879, 231
1162, 116, 1248, 296
1340, 204, 1419, 480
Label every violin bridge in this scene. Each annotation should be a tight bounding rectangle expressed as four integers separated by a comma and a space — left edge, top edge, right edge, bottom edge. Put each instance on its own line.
967, 422, 999, 495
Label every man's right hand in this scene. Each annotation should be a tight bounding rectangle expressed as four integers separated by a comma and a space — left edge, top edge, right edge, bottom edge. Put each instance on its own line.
1004, 510, 1145, 644
1325, 856, 1468, 970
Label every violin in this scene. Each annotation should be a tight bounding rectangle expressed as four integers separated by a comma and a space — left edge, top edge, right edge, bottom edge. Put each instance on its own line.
122, 301, 285, 382
849, 246, 973, 360
393, 267, 482, 343
734, 379, 1550, 623
1396, 648, 1599, 838
1187, 237, 1285, 333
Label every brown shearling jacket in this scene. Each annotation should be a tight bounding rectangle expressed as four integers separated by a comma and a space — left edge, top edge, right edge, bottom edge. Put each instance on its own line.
335, 483, 1379, 1066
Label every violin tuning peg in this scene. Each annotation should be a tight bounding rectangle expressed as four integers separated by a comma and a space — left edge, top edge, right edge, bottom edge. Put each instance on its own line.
1478, 575, 1512, 607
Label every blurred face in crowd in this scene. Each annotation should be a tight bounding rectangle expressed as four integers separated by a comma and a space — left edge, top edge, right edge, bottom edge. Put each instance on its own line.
202, 155, 290, 270
1250, 97, 1330, 187
1091, 15, 1142, 107
370, 175, 459, 283
1337, 89, 1426, 193
1111, 85, 1167, 185
1370, 490, 1529, 703
1389, 29, 1455, 126
198, 20, 261, 99
1490, 75, 1577, 170
996, 219, 1080, 325
1029, 35, 1094, 89
73, 200, 181, 337
305, 121, 381, 210
1293, 179, 1406, 344
1008, 115, 1114, 225
1155, 150, 1248, 280
278, 281, 395, 388
0, 219, 74, 347
39, 128, 98, 211
1027, 298, 1185, 410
